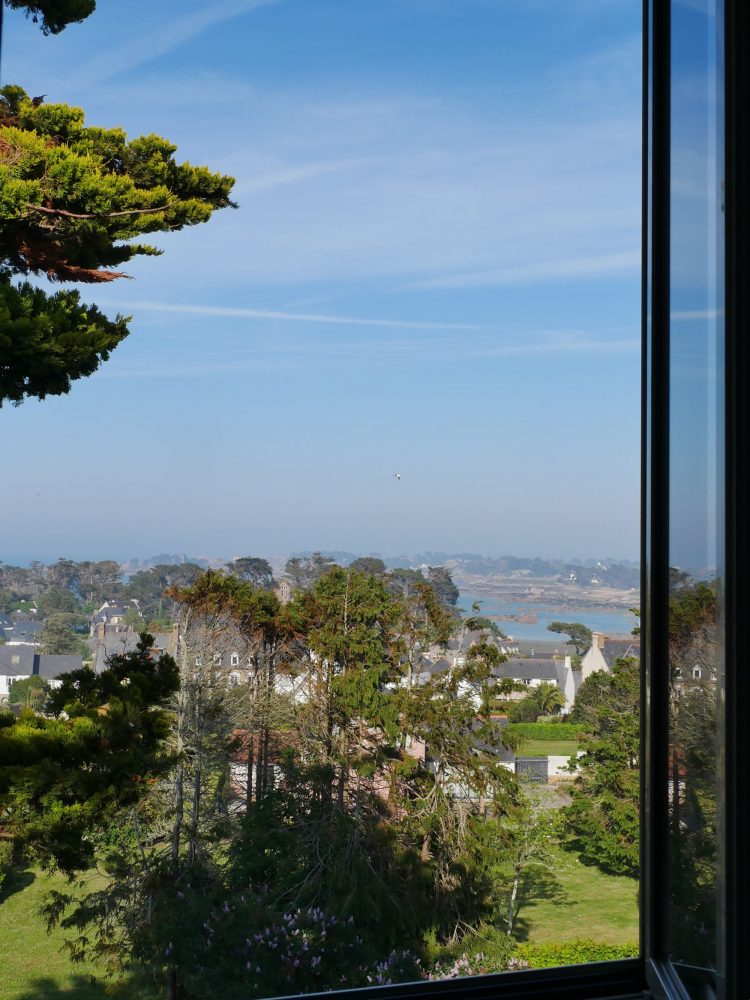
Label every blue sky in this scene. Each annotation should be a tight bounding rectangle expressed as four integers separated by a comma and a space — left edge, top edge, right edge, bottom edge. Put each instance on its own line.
1, 0, 642, 565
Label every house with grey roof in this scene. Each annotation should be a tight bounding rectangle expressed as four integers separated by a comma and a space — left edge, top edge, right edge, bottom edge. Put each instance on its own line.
0, 647, 83, 702
579, 632, 640, 676
494, 657, 561, 686
88, 622, 176, 673
4, 620, 44, 645
491, 655, 580, 712
91, 600, 142, 633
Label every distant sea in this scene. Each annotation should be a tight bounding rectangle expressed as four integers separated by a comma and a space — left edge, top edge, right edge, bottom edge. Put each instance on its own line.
458, 594, 637, 642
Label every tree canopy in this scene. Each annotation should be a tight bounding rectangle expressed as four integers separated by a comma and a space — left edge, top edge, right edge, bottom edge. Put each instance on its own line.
39, 611, 88, 655
0, 635, 179, 873
5, 0, 95, 35
546, 620, 592, 654
225, 556, 275, 590
0, 85, 235, 404
563, 658, 639, 877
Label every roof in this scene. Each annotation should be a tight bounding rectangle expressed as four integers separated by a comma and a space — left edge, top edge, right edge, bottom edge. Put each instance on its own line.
417, 656, 452, 677
0, 646, 35, 675
0, 647, 83, 678
446, 629, 485, 651
4, 621, 44, 643
601, 639, 640, 668
493, 658, 560, 681
469, 718, 516, 764
35, 655, 83, 679
93, 606, 139, 623
88, 630, 172, 672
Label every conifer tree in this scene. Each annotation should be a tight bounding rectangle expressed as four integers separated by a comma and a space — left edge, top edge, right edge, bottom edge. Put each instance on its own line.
0, 635, 179, 873
0, 84, 235, 404
4, 1, 95, 35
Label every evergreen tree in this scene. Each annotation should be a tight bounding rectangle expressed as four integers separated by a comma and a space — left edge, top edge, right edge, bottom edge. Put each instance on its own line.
0, 85, 235, 404
5, 0, 95, 35
348, 556, 387, 577
39, 611, 87, 655
563, 658, 639, 877
0, 635, 179, 873
225, 556, 275, 590
426, 565, 459, 608
546, 620, 592, 654
284, 552, 336, 589
36, 586, 80, 615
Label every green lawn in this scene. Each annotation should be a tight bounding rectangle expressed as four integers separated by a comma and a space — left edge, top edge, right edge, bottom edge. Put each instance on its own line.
513, 844, 639, 946
2, 848, 637, 994
0, 867, 154, 1000
519, 740, 580, 757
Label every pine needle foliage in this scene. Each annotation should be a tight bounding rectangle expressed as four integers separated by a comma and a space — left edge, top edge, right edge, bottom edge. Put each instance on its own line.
0, 85, 235, 404
5, 0, 95, 35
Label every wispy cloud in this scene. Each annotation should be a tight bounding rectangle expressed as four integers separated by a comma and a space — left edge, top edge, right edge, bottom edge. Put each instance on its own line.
475, 332, 638, 357
100, 325, 639, 379
232, 158, 380, 197
70, 0, 281, 88
99, 299, 483, 331
411, 249, 640, 290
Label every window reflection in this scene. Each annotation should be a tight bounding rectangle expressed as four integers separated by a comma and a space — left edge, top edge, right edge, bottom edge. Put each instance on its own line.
667, 0, 724, 992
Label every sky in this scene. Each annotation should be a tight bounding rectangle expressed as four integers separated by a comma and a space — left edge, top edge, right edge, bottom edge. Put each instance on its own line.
1, 0, 642, 565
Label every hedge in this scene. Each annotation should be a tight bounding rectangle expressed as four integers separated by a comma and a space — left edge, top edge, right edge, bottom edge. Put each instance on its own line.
511, 939, 638, 968
506, 722, 581, 741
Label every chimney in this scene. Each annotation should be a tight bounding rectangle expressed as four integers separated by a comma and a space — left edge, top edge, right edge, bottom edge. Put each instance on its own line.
97, 621, 106, 642
591, 631, 606, 650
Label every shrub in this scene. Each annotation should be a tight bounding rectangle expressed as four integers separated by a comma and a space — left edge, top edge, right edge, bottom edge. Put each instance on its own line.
0, 840, 13, 889
511, 939, 638, 968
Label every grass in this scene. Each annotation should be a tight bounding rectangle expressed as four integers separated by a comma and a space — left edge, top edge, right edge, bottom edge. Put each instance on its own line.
512, 844, 639, 945
1, 845, 637, 994
519, 740, 580, 757
0, 867, 154, 1000
428, 842, 638, 971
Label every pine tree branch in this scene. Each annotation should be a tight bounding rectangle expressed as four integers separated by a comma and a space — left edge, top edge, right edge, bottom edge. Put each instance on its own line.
25, 202, 172, 220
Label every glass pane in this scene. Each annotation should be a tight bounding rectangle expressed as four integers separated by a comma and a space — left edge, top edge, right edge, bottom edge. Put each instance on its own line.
0, 2, 641, 997
668, 0, 725, 992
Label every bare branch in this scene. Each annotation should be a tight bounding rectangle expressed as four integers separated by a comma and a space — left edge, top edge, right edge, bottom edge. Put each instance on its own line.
24, 202, 172, 220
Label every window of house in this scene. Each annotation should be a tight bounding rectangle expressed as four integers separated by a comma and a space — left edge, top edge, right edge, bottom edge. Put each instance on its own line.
230, 653, 239, 667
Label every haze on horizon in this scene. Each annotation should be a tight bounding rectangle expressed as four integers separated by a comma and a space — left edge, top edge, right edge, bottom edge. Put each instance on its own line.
1, 0, 641, 566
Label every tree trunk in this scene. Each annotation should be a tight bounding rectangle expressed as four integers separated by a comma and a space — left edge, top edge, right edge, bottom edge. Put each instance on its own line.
189, 759, 201, 865
506, 863, 521, 936
171, 758, 184, 875
246, 742, 254, 808
167, 965, 181, 1000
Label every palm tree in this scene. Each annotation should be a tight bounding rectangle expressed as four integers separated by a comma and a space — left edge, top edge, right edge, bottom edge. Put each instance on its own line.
533, 681, 566, 716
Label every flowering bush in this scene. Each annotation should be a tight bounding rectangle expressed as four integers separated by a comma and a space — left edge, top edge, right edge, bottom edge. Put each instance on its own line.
232, 907, 421, 994
427, 953, 490, 979
171, 899, 424, 998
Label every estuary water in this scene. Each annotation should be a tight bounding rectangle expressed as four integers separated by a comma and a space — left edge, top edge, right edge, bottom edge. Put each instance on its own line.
458, 594, 638, 643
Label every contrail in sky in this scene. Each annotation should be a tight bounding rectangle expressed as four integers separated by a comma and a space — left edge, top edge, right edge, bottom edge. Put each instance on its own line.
99, 299, 483, 332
